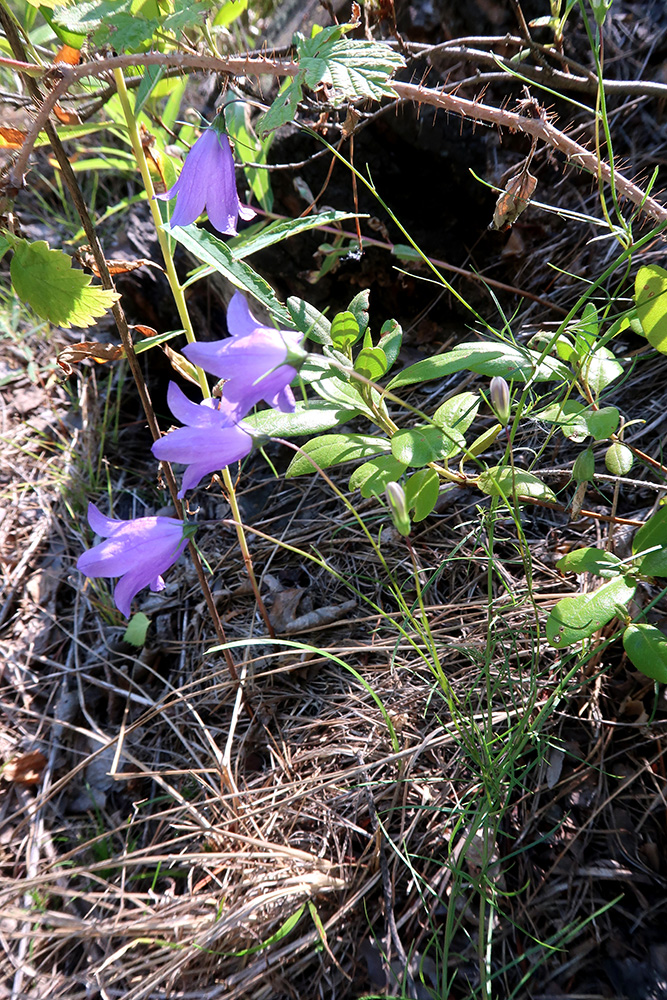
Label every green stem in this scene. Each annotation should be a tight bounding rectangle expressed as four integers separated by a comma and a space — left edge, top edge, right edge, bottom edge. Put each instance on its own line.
114, 68, 274, 636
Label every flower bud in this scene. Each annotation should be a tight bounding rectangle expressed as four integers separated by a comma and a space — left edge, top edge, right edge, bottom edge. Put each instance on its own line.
385, 482, 411, 537
489, 376, 510, 426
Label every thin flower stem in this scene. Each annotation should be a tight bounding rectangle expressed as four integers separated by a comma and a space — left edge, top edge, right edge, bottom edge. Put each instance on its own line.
114, 68, 274, 637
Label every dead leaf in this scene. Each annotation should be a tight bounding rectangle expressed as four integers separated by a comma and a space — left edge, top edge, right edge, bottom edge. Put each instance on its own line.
57, 341, 124, 375
140, 124, 168, 193
54, 44, 81, 66
0, 126, 27, 150
75, 245, 163, 277
490, 167, 538, 231
3, 750, 47, 785
283, 598, 357, 634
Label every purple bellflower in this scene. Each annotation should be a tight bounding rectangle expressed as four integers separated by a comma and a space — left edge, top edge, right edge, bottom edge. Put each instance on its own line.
151, 382, 255, 497
182, 292, 306, 418
77, 502, 193, 618
156, 114, 255, 236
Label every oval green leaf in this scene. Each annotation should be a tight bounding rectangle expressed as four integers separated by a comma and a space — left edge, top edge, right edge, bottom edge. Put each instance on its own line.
546, 575, 636, 647
605, 442, 633, 475
349, 455, 407, 498
285, 433, 390, 477
477, 467, 556, 502
556, 547, 621, 578
405, 468, 439, 522
391, 426, 447, 467
623, 623, 667, 684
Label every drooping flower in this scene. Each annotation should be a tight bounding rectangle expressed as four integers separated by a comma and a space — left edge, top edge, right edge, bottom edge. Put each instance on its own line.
77, 502, 193, 617
155, 114, 255, 236
182, 292, 306, 418
151, 382, 255, 497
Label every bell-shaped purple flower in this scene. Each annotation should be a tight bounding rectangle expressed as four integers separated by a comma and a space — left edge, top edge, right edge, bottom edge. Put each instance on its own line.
156, 114, 255, 236
182, 293, 305, 418
152, 382, 255, 497
77, 502, 192, 617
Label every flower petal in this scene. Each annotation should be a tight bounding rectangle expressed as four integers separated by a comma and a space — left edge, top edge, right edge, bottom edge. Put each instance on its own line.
152, 420, 254, 497
86, 501, 120, 538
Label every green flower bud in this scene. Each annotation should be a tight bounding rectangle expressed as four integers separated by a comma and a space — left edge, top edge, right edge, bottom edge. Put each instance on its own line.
489, 376, 510, 426
385, 482, 411, 537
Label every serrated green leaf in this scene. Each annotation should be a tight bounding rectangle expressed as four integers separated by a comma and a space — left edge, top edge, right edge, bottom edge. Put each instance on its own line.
285, 433, 390, 477
477, 466, 556, 502
632, 506, 667, 577
330, 311, 359, 351
9, 239, 119, 328
635, 264, 667, 351
167, 225, 292, 327
232, 211, 358, 260
123, 612, 151, 647
349, 455, 407, 498
101, 12, 158, 50
387, 342, 568, 390
391, 426, 448, 467
256, 76, 304, 137
244, 400, 359, 437
605, 442, 633, 475
257, 30, 404, 136
287, 297, 331, 345
547, 575, 636, 647
623, 624, 667, 684
404, 468, 439, 522
432, 391, 480, 436
556, 547, 622, 578
300, 36, 405, 103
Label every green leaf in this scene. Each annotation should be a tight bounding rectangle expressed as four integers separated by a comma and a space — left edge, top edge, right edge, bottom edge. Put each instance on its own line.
377, 319, 402, 370
623, 624, 667, 683
391, 426, 448, 467
285, 433, 390, 477
232, 210, 358, 260
573, 447, 595, 483
9, 238, 120, 329
300, 33, 405, 103
224, 98, 273, 211
534, 400, 588, 442
546, 575, 636, 647
347, 290, 370, 337
257, 28, 404, 136
586, 406, 620, 440
135, 65, 165, 115
103, 12, 158, 50
123, 612, 151, 647
477, 466, 556, 502
467, 423, 503, 458
534, 402, 619, 442
330, 311, 360, 351
556, 547, 622, 578
635, 264, 667, 351
286, 297, 331, 345
301, 358, 376, 418
433, 391, 480, 436
632, 506, 667, 577
579, 343, 623, 395
404, 468, 439, 522
167, 226, 293, 327
355, 346, 387, 380
605, 442, 633, 475
349, 455, 407, 498
388, 342, 568, 390
244, 400, 359, 437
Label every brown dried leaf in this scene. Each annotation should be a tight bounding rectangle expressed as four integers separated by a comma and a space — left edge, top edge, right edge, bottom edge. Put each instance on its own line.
57, 341, 124, 375
490, 168, 537, 231
75, 246, 163, 278
3, 750, 46, 785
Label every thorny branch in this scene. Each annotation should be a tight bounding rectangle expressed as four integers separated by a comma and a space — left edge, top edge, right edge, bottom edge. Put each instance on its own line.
1, 47, 665, 224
